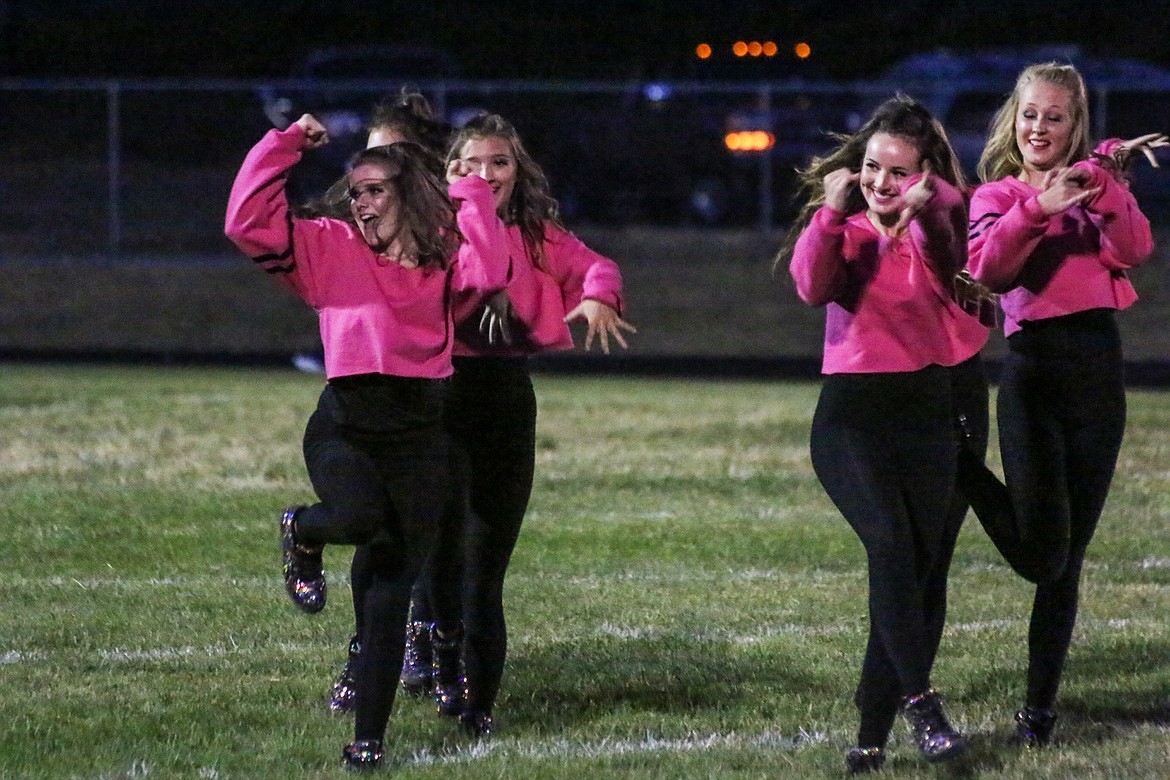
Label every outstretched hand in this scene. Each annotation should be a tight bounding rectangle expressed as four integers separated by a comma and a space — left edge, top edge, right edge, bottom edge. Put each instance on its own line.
1117, 132, 1169, 169
294, 114, 330, 149
564, 299, 637, 354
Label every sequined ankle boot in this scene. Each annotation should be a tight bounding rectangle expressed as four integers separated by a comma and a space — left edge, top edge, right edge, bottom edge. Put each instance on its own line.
279, 506, 326, 613
328, 634, 360, 713
430, 625, 465, 718
902, 689, 969, 763
1015, 705, 1057, 747
341, 738, 382, 771
400, 620, 433, 697
845, 746, 886, 774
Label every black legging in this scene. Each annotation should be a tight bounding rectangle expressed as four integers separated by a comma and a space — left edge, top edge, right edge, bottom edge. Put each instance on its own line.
428, 356, 537, 715
810, 364, 964, 749
295, 376, 450, 741
852, 356, 989, 746
979, 310, 1126, 709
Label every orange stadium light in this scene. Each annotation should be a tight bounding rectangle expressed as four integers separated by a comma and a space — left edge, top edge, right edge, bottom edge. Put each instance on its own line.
733, 41, 748, 57
748, 41, 763, 57
724, 130, 776, 153
794, 42, 812, 59
762, 41, 778, 57
696, 43, 712, 60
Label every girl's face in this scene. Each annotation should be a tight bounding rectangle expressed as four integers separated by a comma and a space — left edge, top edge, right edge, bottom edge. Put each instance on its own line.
859, 132, 922, 225
347, 161, 399, 252
457, 135, 517, 215
1015, 80, 1075, 176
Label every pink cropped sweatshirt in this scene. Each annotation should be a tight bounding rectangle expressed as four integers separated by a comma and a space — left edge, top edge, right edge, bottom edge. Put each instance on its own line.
967, 142, 1154, 336
224, 124, 509, 380
790, 175, 989, 374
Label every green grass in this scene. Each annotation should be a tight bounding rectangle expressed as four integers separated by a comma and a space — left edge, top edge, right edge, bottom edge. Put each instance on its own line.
1, 364, 1168, 779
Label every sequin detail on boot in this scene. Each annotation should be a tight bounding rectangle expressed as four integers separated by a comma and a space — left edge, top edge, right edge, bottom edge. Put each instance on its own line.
901, 689, 969, 763
458, 709, 494, 738
341, 739, 382, 771
400, 620, 433, 697
430, 626, 465, 718
845, 746, 886, 775
328, 634, 360, 714
279, 506, 326, 613
1015, 705, 1057, 747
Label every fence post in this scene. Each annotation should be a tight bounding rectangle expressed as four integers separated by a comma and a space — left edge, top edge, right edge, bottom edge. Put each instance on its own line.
105, 80, 122, 254
756, 83, 774, 232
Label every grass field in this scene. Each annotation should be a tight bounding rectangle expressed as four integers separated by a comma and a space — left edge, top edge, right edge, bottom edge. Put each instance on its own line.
1, 364, 1168, 779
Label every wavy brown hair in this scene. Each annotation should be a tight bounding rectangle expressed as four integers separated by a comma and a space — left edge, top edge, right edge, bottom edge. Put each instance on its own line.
446, 112, 565, 272
976, 62, 1091, 184
345, 142, 461, 270
773, 94, 965, 271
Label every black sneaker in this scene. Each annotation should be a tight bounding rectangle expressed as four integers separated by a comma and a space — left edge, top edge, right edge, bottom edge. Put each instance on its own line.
279, 506, 326, 614
328, 634, 360, 714
341, 739, 382, 772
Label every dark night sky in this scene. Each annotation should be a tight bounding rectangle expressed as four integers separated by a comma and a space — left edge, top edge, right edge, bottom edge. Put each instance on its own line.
5, 0, 1170, 81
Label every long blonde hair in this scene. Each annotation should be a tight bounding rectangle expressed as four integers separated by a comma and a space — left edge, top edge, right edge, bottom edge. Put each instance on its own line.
977, 62, 1091, 183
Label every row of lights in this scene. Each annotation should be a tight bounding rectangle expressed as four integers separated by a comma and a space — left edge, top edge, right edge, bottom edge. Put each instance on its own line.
695, 41, 812, 60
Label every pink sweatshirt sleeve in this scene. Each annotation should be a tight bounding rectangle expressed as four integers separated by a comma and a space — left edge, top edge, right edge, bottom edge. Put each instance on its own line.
967, 184, 1050, 293
447, 175, 510, 304
790, 206, 849, 306
906, 175, 968, 282
224, 125, 318, 302
542, 227, 624, 314
1077, 158, 1154, 270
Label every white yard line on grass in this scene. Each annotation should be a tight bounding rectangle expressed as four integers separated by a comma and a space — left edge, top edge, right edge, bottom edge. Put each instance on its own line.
404, 728, 825, 767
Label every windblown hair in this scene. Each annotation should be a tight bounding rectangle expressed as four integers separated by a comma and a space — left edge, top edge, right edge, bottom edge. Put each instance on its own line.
977, 62, 1091, 184
773, 94, 965, 270
446, 112, 565, 271
345, 142, 461, 271
298, 90, 451, 219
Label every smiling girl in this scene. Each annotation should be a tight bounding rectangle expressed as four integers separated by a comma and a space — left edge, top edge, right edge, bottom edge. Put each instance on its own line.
777, 95, 990, 774
224, 112, 508, 771
962, 62, 1165, 748
423, 112, 634, 736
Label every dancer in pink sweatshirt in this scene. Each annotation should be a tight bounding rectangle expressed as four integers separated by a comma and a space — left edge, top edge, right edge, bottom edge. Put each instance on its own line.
225, 113, 508, 771
780, 94, 990, 774
960, 61, 1164, 748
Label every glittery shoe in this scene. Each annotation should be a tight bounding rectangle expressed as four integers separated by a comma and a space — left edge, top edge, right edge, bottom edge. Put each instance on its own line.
430, 626, 465, 718
279, 506, 326, 613
400, 620, 433, 697
458, 709, 494, 738
845, 746, 886, 774
328, 634, 361, 714
341, 739, 382, 772
1015, 705, 1057, 747
902, 689, 969, 763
